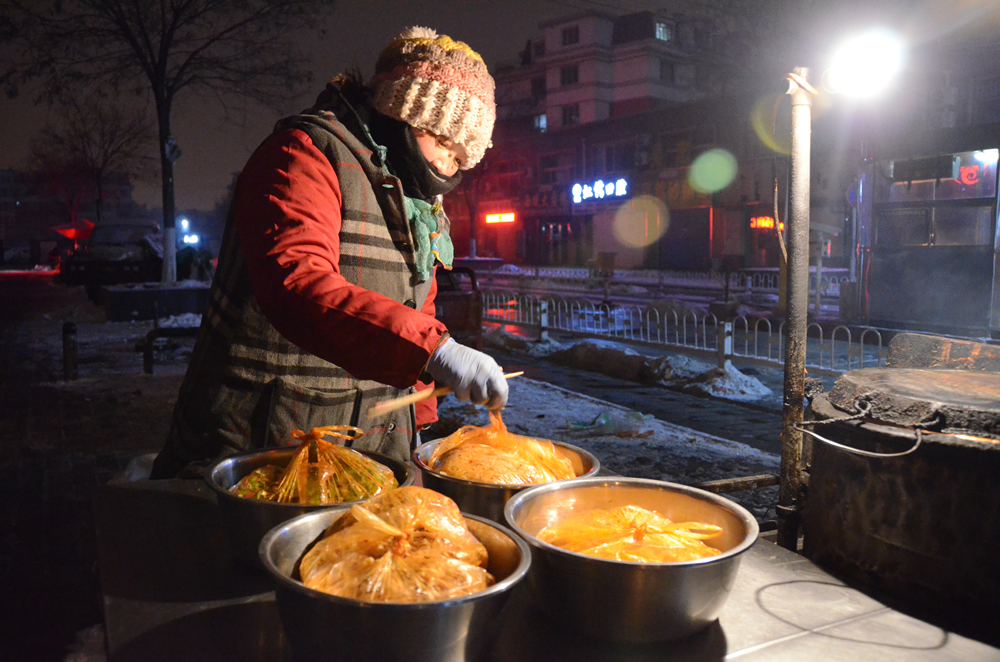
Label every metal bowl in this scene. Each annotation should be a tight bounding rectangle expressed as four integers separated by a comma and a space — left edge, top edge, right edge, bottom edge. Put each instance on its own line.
205, 447, 413, 567
259, 507, 531, 662
413, 438, 600, 523
504, 476, 759, 643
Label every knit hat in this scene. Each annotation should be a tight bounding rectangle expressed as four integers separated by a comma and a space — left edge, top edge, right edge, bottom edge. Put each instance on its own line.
370, 27, 495, 170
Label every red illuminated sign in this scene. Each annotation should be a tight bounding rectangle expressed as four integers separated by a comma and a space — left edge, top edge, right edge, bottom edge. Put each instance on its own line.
485, 213, 515, 224
959, 165, 980, 185
751, 216, 784, 230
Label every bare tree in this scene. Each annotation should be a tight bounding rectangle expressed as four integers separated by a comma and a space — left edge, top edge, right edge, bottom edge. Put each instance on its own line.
33, 96, 156, 224
2, 0, 334, 283
29, 147, 92, 228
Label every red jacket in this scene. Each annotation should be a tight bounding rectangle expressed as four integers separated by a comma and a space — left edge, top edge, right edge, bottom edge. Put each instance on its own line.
234, 128, 448, 427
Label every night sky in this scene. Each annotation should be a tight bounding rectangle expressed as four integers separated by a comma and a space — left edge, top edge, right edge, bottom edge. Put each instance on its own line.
0, 0, 584, 211
2, 0, 998, 213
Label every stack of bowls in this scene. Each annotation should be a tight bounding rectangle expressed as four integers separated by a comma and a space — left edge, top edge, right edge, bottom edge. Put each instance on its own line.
504, 476, 759, 642
205, 447, 413, 566
259, 506, 531, 662
412, 438, 600, 522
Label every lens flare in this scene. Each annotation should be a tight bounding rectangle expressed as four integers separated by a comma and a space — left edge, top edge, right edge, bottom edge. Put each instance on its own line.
688, 149, 738, 194
751, 95, 791, 155
613, 195, 669, 248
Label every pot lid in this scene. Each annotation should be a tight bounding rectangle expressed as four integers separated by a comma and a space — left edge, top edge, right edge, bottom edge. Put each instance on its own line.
827, 368, 1000, 438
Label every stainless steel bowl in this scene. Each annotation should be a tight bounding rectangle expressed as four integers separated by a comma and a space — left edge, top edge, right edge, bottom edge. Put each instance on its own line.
205, 447, 413, 567
504, 476, 759, 643
413, 438, 600, 523
259, 507, 531, 662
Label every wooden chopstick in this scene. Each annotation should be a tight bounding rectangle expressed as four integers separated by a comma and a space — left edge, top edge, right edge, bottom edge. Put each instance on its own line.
366, 371, 524, 418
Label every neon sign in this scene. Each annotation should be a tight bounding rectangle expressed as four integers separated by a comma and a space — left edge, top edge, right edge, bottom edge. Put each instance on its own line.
959, 165, 980, 185
485, 213, 515, 224
751, 216, 784, 231
572, 178, 628, 203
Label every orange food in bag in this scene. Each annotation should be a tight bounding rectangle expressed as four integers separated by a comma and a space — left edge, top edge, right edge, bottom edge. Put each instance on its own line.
537, 505, 723, 563
232, 426, 397, 504
429, 411, 576, 485
299, 486, 493, 602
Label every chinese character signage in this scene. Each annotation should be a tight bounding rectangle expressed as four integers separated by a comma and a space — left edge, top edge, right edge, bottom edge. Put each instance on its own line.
571, 178, 628, 204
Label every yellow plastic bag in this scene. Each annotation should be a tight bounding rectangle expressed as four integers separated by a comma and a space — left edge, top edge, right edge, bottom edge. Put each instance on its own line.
537, 505, 723, 563
299, 486, 493, 602
429, 411, 576, 485
232, 426, 397, 504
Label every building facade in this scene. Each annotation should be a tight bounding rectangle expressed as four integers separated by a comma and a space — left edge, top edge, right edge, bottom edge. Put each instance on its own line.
451, 10, 852, 275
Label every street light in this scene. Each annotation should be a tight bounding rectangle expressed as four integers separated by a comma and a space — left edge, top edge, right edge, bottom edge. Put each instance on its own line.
775, 31, 905, 552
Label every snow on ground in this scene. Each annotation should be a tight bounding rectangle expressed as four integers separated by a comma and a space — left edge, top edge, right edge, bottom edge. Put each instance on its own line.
681, 361, 773, 402
435, 378, 780, 520
484, 329, 773, 403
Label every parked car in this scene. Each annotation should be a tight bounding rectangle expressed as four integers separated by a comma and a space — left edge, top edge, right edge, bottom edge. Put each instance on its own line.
59, 222, 164, 301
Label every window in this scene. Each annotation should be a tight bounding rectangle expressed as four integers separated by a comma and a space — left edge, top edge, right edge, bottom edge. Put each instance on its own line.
561, 25, 579, 46
560, 65, 579, 86
534, 113, 548, 133
660, 60, 675, 84
540, 155, 559, 184
561, 104, 580, 126
531, 76, 547, 99
533, 40, 546, 58
655, 21, 672, 42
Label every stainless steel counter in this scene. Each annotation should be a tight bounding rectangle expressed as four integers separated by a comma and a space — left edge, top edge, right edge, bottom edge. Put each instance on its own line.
94, 478, 1000, 662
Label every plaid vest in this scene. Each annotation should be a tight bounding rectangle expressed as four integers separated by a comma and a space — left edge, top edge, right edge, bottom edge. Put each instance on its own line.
156, 104, 433, 475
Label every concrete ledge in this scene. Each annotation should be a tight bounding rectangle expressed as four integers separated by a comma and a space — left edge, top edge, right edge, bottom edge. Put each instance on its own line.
102, 282, 210, 321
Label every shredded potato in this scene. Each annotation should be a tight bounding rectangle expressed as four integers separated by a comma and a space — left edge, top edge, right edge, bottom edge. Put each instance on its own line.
429, 411, 576, 485
537, 505, 723, 563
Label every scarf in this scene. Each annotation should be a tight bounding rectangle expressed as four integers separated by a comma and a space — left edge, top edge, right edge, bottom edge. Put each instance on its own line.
405, 197, 454, 282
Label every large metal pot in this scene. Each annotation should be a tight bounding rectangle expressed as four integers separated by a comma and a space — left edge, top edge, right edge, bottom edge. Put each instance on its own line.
259, 507, 531, 662
504, 476, 759, 643
413, 438, 599, 523
205, 447, 413, 567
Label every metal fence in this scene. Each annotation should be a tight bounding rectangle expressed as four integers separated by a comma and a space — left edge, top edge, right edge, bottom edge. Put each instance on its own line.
477, 265, 852, 299
481, 291, 887, 377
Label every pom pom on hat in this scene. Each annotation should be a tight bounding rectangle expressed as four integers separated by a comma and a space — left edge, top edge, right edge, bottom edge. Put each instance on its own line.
370, 26, 496, 169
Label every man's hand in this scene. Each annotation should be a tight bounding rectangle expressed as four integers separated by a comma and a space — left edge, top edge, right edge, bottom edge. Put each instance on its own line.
426, 338, 508, 410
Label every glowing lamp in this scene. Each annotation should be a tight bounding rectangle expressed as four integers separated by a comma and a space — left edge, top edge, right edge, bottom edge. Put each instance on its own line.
485, 213, 515, 224
824, 29, 905, 98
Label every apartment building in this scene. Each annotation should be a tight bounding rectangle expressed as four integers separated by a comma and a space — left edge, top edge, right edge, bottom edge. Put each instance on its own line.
451, 10, 817, 272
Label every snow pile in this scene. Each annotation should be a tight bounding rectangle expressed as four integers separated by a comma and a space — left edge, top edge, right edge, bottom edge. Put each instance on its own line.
483, 326, 566, 358
661, 354, 713, 381
548, 339, 669, 384
158, 313, 202, 328
681, 362, 773, 402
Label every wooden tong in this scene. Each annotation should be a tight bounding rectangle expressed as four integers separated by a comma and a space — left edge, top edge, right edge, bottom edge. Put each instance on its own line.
367, 371, 524, 418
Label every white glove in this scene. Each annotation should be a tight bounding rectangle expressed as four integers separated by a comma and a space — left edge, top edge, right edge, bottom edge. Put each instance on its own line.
426, 338, 508, 410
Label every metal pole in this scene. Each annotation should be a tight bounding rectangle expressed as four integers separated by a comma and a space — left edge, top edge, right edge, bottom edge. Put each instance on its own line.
62, 322, 78, 381
777, 67, 812, 551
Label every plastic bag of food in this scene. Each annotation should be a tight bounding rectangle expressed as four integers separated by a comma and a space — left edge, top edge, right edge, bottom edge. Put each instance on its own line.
299, 486, 493, 602
232, 426, 397, 504
428, 411, 576, 485
537, 504, 723, 563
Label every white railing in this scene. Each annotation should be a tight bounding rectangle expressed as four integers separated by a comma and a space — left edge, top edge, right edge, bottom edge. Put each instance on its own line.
482, 291, 886, 377
476, 265, 850, 299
